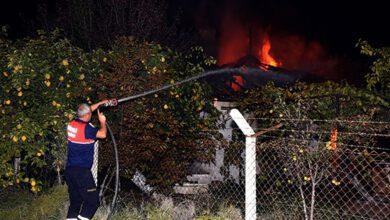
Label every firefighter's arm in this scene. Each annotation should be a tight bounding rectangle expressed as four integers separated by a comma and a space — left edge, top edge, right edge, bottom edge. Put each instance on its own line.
90, 100, 109, 112
96, 109, 107, 139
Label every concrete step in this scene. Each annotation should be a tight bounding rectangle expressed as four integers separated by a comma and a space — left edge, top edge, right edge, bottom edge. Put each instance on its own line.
186, 174, 212, 184
174, 183, 208, 195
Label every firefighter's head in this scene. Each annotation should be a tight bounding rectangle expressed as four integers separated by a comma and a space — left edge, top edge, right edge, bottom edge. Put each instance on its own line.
77, 103, 92, 121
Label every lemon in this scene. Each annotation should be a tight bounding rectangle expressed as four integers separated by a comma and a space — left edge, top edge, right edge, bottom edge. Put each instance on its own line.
18, 91, 23, 97
23, 177, 29, 182
66, 92, 71, 98
163, 104, 168, 109
30, 179, 36, 186
52, 100, 57, 106
21, 135, 27, 142
62, 59, 69, 66
59, 76, 64, 81
25, 79, 30, 86
103, 57, 107, 62
79, 74, 85, 80
5, 100, 11, 105
3, 71, 8, 77
12, 136, 18, 142
45, 81, 51, 87
37, 152, 42, 157
17, 124, 22, 129
161, 57, 165, 62
45, 73, 51, 80
23, 101, 27, 106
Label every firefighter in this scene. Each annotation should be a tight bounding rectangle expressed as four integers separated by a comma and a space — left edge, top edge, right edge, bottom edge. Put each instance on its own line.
65, 100, 108, 220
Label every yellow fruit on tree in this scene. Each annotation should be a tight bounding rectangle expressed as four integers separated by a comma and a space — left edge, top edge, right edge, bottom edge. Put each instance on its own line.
12, 136, 18, 142
18, 91, 23, 97
17, 124, 22, 129
59, 76, 64, 81
3, 71, 8, 77
79, 74, 85, 80
37, 152, 42, 157
62, 59, 69, 66
45, 73, 51, 80
163, 104, 168, 109
21, 135, 27, 142
5, 100, 11, 105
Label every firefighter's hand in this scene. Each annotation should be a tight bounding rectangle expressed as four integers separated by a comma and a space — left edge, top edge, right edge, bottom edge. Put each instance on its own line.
97, 109, 106, 124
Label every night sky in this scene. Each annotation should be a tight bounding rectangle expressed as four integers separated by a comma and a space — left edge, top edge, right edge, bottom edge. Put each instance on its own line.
1, 0, 388, 81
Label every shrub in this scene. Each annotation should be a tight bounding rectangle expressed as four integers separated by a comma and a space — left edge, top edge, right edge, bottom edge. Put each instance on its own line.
0, 30, 109, 190
95, 37, 220, 189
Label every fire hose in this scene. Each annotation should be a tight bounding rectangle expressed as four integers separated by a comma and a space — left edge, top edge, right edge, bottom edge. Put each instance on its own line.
99, 67, 294, 218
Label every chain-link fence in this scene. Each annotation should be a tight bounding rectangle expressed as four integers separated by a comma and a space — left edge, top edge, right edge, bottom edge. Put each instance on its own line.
97, 109, 389, 220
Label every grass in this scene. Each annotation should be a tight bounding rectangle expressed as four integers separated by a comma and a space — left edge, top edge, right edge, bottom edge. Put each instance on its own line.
0, 185, 68, 220
0, 185, 244, 220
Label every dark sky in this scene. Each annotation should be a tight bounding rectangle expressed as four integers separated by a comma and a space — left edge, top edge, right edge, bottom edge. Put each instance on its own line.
179, 0, 389, 54
1, 0, 388, 58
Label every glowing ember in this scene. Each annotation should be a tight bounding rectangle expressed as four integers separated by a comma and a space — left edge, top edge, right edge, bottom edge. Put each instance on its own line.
230, 75, 245, 91
259, 35, 281, 67
328, 128, 338, 150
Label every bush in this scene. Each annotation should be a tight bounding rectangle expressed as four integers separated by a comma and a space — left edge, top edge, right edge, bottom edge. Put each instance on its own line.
0, 30, 110, 190
95, 37, 220, 189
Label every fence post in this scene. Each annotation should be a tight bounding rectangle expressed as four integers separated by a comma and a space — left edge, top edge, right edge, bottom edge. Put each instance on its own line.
229, 109, 256, 220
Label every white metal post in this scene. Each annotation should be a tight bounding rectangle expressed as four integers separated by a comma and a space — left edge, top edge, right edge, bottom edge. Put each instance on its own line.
229, 109, 256, 220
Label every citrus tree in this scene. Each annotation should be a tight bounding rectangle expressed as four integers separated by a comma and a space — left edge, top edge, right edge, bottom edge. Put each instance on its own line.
237, 80, 388, 219
0, 29, 109, 191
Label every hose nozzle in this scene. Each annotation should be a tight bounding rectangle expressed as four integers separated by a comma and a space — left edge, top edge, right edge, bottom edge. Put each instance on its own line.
103, 99, 118, 107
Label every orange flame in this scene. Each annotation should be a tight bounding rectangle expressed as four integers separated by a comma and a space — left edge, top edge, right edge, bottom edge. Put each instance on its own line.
230, 75, 244, 91
329, 128, 338, 150
259, 35, 281, 67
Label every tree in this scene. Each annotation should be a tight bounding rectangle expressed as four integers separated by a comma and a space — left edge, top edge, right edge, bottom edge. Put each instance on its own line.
0, 30, 109, 191
94, 37, 220, 189
357, 40, 390, 98
239, 81, 388, 219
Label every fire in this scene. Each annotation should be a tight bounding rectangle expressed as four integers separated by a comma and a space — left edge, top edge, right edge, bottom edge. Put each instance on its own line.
230, 75, 244, 91
328, 128, 338, 150
259, 35, 281, 67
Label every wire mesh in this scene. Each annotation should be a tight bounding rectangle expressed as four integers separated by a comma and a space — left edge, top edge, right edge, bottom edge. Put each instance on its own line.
98, 116, 389, 220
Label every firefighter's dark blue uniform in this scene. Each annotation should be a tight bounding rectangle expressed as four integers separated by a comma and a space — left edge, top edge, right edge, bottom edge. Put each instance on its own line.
65, 118, 99, 220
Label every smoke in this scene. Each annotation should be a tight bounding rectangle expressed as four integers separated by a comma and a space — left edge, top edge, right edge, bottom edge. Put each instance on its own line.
194, 0, 342, 80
